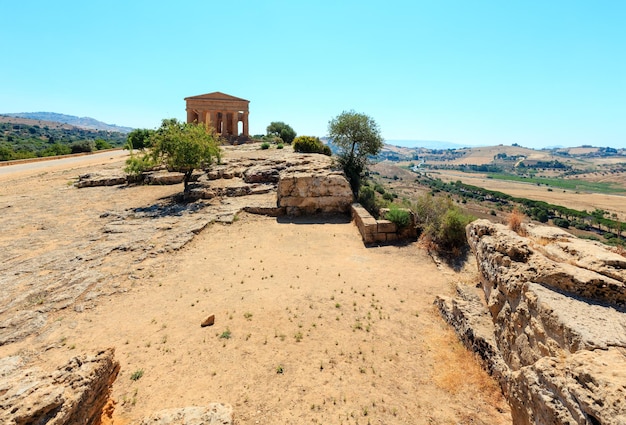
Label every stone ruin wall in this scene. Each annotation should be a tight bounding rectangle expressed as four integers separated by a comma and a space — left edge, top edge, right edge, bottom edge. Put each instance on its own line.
351, 204, 417, 244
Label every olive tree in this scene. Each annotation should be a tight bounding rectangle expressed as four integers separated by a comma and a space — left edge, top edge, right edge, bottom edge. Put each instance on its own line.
328, 110, 383, 194
150, 118, 221, 197
266, 121, 296, 144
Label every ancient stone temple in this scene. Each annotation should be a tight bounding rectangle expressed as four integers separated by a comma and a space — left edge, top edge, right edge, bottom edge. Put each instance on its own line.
185, 92, 249, 138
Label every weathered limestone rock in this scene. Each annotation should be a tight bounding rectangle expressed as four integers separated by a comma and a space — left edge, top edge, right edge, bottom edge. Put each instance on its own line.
143, 171, 185, 185
0, 348, 119, 425
510, 348, 626, 425
136, 404, 233, 425
76, 172, 127, 188
437, 219, 626, 425
277, 171, 353, 215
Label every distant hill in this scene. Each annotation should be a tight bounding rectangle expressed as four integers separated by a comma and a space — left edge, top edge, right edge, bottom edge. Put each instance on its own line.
385, 139, 468, 150
4, 112, 133, 134
0, 114, 127, 161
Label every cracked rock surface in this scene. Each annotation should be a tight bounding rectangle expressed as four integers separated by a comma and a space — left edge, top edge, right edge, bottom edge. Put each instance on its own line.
436, 219, 626, 425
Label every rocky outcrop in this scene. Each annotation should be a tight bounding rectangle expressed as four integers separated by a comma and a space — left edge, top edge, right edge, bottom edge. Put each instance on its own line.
436, 219, 626, 425
76, 172, 127, 188
0, 348, 119, 425
136, 405, 233, 425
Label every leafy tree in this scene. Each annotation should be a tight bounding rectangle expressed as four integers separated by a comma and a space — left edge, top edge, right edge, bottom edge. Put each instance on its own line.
266, 121, 296, 144
328, 110, 383, 194
149, 119, 221, 197
127, 128, 154, 150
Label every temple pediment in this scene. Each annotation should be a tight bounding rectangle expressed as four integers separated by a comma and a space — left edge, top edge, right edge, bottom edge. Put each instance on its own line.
184, 92, 249, 103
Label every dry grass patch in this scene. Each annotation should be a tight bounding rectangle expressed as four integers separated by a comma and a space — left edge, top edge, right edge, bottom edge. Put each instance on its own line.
508, 207, 526, 235
430, 325, 507, 410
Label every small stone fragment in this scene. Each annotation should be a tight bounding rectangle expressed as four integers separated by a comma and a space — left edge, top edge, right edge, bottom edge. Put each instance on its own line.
201, 315, 215, 327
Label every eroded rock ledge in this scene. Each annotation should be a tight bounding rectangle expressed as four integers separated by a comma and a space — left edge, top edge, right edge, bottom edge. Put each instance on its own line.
436, 219, 626, 425
0, 348, 119, 425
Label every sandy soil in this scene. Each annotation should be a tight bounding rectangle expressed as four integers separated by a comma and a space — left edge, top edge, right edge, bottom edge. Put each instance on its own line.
0, 151, 510, 424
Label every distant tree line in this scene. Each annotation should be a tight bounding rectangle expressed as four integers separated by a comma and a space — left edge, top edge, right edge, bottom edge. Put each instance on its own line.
0, 121, 126, 161
417, 176, 626, 245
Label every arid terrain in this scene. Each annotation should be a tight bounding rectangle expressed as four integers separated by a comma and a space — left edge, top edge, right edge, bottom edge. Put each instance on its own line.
0, 148, 510, 424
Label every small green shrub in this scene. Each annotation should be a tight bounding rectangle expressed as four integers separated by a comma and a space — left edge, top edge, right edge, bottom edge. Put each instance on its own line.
125, 154, 156, 177
130, 369, 144, 381
277, 143, 284, 149
220, 329, 232, 339
260, 142, 270, 150
358, 185, 385, 217
382, 192, 394, 201
292, 136, 331, 155
385, 206, 411, 229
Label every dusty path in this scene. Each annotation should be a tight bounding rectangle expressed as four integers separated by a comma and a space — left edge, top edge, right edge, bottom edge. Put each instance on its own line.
0, 150, 511, 424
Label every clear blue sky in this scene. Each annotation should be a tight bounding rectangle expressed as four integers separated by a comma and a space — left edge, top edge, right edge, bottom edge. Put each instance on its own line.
1, 1, 624, 148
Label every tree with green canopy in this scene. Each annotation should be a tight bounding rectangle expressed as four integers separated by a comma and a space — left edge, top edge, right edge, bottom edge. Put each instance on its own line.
125, 119, 221, 199
328, 110, 383, 194
266, 121, 296, 144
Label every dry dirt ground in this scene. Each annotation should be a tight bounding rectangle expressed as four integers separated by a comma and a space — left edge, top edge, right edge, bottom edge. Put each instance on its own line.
0, 150, 510, 424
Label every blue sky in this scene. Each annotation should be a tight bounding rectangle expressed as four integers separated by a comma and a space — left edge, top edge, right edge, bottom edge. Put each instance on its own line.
1, 1, 624, 148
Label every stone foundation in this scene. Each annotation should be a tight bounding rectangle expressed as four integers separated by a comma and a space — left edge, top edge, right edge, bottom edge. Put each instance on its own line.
351, 204, 417, 244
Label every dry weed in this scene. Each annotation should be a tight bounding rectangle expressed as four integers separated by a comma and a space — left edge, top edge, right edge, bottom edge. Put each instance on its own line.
613, 245, 626, 258
430, 326, 507, 410
508, 208, 526, 235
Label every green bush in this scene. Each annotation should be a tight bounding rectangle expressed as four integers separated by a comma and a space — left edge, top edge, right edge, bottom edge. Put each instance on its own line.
94, 139, 113, 150
412, 194, 474, 253
124, 154, 156, 177
277, 143, 284, 149
292, 136, 331, 155
385, 205, 411, 229
70, 141, 94, 153
553, 217, 570, 228
358, 185, 383, 217
261, 142, 270, 150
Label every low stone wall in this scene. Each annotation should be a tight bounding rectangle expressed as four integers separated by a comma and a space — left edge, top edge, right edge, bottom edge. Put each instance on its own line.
351, 204, 417, 244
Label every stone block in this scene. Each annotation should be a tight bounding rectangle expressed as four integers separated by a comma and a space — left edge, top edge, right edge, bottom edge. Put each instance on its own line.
377, 220, 397, 233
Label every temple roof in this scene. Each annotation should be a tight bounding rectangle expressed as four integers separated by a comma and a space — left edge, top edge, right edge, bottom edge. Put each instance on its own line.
184, 92, 249, 102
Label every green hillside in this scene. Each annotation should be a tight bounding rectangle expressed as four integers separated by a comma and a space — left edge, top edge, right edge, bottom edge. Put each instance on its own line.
0, 115, 127, 161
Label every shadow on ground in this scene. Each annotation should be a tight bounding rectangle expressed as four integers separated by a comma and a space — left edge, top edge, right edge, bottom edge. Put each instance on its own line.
276, 214, 352, 225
